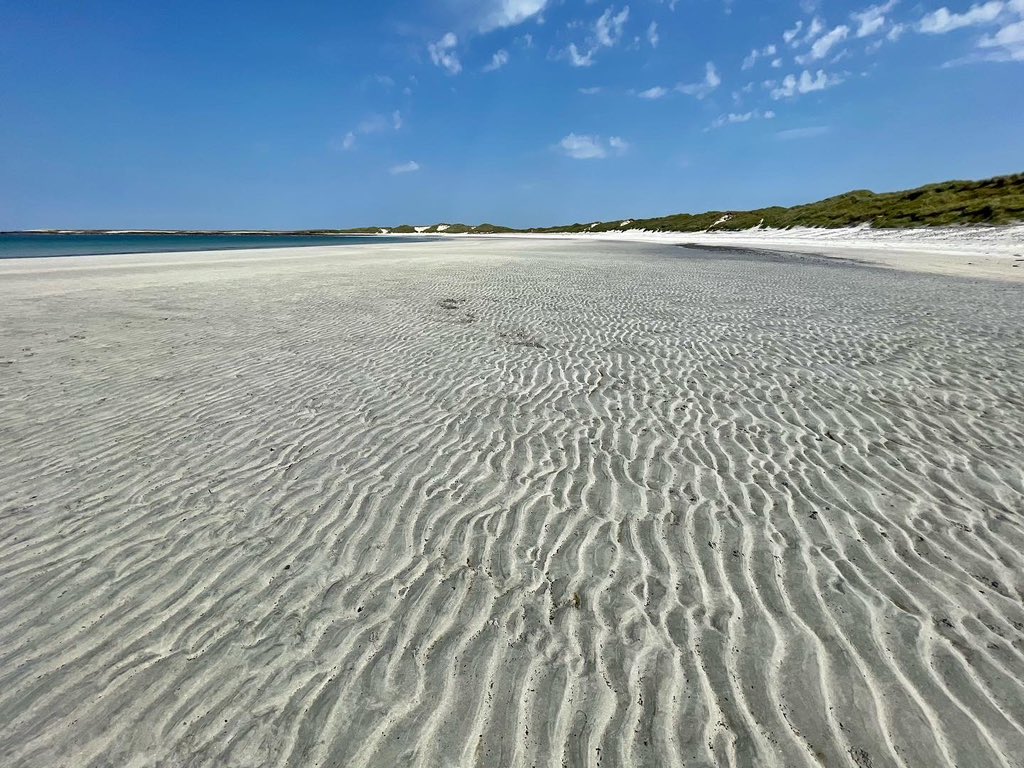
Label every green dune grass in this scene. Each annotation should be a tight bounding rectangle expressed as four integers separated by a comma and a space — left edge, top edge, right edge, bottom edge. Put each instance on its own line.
332, 172, 1024, 235
528, 173, 1024, 233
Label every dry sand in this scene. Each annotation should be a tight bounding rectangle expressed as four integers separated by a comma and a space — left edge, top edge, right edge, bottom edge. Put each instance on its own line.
1, 238, 1023, 767
486, 224, 1024, 283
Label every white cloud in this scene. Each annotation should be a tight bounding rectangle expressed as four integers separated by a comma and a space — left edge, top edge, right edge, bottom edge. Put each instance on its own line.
927, 1, 1024, 61
478, 0, 549, 32
429, 32, 461, 75
677, 61, 721, 98
578, 86, 602, 94
785, 16, 827, 52
776, 126, 831, 139
919, 1, 1004, 33
558, 134, 606, 159
564, 5, 630, 67
770, 69, 841, 98
978, 18, 1024, 59
798, 24, 849, 62
484, 49, 510, 71
742, 44, 778, 69
567, 43, 595, 67
557, 133, 628, 159
389, 161, 420, 175
771, 57, 784, 67
333, 111, 401, 153
887, 22, 907, 41
647, 21, 660, 47
595, 5, 630, 46
357, 116, 384, 134
638, 85, 668, 98
852, 1, 898, 38
709, 109, 776, 128
784, 20, 804, 45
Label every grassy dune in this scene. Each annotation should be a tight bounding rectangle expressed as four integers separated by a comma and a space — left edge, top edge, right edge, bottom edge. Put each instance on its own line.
341, 173, 1024, 235
530, 173, 1024, 233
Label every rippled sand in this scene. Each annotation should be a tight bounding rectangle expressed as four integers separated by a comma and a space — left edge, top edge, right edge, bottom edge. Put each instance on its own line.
1, 239, 1023, 767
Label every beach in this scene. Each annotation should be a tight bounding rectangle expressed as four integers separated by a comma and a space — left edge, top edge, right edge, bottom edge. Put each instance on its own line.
1, 236, 1023, 767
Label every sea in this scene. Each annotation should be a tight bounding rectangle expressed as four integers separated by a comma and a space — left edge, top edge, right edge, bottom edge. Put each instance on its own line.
0, 233, 429, 260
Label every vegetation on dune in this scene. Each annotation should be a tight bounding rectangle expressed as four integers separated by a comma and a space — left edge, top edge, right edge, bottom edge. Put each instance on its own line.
330, 173, 1022, 236
525, 173, 1024, 233
23, 173, 1018, 237
471, 223, 517, 234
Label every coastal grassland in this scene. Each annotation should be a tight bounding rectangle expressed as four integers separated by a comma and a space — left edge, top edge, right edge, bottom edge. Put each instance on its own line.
527, 173, 1024, 233
342, 173, 1023, 235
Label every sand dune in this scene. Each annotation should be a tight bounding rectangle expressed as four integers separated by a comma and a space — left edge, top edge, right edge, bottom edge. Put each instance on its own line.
1, 239, 1023, 767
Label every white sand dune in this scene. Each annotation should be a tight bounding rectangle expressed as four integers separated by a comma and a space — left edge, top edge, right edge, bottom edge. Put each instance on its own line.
1, 238, 1023, 767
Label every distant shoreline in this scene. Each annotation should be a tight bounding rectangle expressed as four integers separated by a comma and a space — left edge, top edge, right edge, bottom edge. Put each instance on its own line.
14, 171, 1022, 237
1, 226, 1021, 282
2, 230, 373, 237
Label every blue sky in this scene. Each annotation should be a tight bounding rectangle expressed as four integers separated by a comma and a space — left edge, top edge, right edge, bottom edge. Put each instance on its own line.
1, 0, 1022, 229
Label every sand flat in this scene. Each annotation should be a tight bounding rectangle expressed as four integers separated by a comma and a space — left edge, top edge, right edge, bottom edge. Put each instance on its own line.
500, 225, 1024, 283
1, 238, 1023, 767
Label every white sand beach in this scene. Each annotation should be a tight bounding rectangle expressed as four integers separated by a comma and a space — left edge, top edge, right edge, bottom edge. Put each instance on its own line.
2, 237, 1024, 767
488, 224, 1024, 283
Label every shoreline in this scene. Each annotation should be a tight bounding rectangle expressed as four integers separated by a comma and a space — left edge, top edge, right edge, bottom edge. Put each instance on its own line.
1, 226, 1022, 282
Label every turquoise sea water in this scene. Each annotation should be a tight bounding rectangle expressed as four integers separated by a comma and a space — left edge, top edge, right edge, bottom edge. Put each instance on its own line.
0, 233, 428, 259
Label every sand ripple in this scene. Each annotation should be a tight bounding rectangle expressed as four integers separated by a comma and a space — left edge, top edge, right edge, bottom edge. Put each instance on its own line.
1, 241, 1023, 767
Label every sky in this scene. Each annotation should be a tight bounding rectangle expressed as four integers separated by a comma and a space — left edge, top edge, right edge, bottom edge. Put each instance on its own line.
1, 0, 1022, 229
